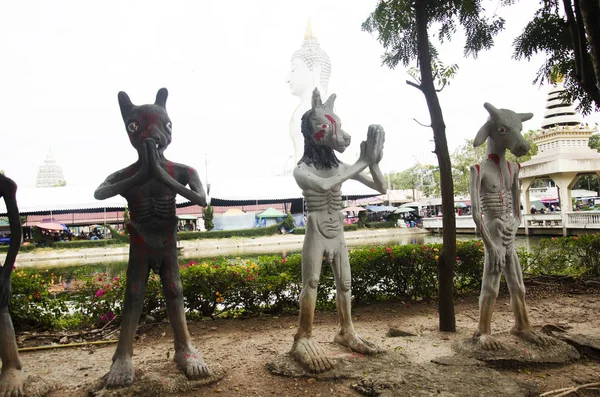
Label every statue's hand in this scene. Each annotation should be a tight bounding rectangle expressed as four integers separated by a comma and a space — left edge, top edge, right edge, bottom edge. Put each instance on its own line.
364, 125, 385, 165
0, 273, 12, 308
145, 139, 163, 179
485, 242, 505, 274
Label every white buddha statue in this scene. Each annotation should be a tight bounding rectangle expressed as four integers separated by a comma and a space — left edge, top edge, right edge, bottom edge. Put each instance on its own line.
287, 21, 332, 166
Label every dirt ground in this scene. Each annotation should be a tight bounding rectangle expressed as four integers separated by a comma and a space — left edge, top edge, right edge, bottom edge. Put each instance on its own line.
16, 283, 600, 397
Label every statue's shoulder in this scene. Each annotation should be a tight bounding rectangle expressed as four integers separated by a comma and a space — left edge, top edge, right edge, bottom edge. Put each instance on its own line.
470, 163, 482, 175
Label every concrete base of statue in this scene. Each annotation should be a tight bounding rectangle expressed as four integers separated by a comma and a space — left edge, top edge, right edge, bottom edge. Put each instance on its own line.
89, 362, 225, 397
452, 333, 580, 366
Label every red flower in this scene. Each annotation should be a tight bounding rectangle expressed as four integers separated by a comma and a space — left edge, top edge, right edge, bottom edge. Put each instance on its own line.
282, 258, 287, 263
456, 256, 460, 261
370, 248, 375, 253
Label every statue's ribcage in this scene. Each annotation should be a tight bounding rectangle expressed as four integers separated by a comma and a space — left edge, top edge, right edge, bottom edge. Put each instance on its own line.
480, 190, 513, 216
304, 191, 343, 212
129, 197, 176, 223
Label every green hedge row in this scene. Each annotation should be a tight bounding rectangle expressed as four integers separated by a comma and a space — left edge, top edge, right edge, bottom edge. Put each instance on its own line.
292, 224, 358, 235
177, 224, 282, 240
8, 234, 599, 331
365, 221, 397, 229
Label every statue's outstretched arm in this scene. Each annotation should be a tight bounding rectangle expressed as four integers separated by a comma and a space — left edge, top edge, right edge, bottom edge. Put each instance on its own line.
148, 144, 207, 207
351, 163, 387, 194
470, 165, 503, 272
94, 141, 152, 200
0, 175, 21, 306
294, 159, 369, 193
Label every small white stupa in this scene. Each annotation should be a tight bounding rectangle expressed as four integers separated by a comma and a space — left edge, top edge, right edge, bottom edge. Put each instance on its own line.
36, 149, 66, 187
519, 75, 600, 234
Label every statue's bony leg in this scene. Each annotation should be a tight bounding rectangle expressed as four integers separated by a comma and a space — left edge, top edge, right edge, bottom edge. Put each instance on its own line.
0, 306, 26, 397
332, 247, 383, 355
473, 249, 504, 350
161, 244, 211, 380
291, 238, 334, 373
505, 249, 557, 347
106, 234, 150, 388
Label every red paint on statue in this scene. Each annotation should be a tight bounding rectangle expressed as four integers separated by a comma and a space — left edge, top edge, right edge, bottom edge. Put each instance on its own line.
314, 130, 325, 142
475, 164, 481, 175
167, 162, 175, 177
488, 154, 500, 165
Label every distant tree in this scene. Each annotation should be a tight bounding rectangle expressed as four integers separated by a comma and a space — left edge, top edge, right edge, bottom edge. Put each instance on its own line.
387, 163, 440, 198
0, 170, 4, 175
123, 206, 130, 234
589, 133, 600, 152
282, 212, 295, 230
513, 0, 600, 114
203, 204, 214, 232
51, 179, 66, 187
363, 0, 506, 331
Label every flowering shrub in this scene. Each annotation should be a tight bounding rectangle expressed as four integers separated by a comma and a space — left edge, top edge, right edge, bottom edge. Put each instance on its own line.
9, 268, 67, 330
8, 234, 600, 331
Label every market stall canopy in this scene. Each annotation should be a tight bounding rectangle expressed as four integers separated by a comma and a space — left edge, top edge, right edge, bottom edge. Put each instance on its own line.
394, 207, 415, 213
0, 220, 9, 230
222, 208, 245, 216
35, 222, 68, 231
177, 214, 198, 220
454, 202, 467, 208
256, 208, 286, 218
366, 205, 397, 213
341, 206, 366, 213
400, 202, 419, 208
530, 200, 546, 210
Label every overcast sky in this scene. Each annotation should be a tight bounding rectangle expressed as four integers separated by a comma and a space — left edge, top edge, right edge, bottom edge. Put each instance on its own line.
2, 0, 599, 189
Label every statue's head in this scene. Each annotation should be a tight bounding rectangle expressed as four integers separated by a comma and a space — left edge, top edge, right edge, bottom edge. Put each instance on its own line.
474, 102, 533, 157
303, 88, 351, 152
287, 24, 331, 98
117, 88, 172, 155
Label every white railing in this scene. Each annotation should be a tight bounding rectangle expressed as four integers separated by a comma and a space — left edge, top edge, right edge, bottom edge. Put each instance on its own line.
523, 213, 562, 228
567, 211, 600, 228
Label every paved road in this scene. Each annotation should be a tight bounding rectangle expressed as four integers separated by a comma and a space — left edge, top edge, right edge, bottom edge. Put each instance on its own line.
8, 228, 429, 268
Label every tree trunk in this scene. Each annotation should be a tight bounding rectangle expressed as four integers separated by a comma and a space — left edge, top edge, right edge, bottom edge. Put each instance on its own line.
414, 0, 456, 332
578, 0, 600, 94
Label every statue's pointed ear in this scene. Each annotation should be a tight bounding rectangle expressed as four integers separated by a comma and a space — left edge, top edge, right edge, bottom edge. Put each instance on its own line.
519, 112, 533, 122
155, 88, 168, 108
474, 120, 491, 147
311, 88, 323, 110
118, 91, 134, 120
483, 102, 500, 119
323, 94, 336, 112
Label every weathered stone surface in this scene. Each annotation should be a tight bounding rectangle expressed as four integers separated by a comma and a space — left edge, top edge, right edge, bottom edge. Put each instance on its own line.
268, 348, 537, 397
386, 328, 417, 338
452, 334, 580, 366
560, 334, 600, 360
89, 362, 224, 397
22, 375, 53, 397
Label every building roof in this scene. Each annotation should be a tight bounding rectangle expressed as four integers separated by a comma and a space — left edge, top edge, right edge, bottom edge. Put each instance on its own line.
0, 176, 380, 215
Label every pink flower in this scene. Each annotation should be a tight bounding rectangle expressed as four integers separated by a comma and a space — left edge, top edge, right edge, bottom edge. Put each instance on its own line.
282, 258, 287, 263
113, 277, 119, 281
456, 256, 460, 261
95, 288, 106, 298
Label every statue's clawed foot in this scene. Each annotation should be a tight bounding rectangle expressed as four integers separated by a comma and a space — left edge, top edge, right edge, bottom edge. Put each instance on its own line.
511, 327, 558, 347
175, 346, 211, 380
0, 367, 27, 397
105, 357, 135, 388
291, 337, 336, 373
334, 332, 384, 355
473, 333, 504, 351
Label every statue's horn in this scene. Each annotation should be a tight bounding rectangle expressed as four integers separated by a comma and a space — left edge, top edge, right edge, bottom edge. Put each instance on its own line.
311, 88, 323, 109
483, 102, 500, 118
324, 94, 336, 112
118, 91, 134, 121
519, 112, 534, 122
155, 88, 168, 108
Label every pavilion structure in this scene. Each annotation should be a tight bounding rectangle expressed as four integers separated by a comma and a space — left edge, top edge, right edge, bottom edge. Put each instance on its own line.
519, 79, 600, 235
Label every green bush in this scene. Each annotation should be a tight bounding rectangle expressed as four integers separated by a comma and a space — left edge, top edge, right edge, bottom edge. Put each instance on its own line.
365, 221, 396, 229
178, 224, 281, 240
105, 225, 129, 243
9, 234, 600, 331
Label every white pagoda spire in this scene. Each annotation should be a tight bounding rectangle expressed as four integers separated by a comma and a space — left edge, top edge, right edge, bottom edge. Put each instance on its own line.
36, 149, 66, 187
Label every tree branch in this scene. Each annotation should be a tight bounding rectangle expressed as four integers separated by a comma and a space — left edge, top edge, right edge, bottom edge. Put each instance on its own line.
412, 118, 431, 128
435, 80, 447, 92
406, 80, 423, 91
